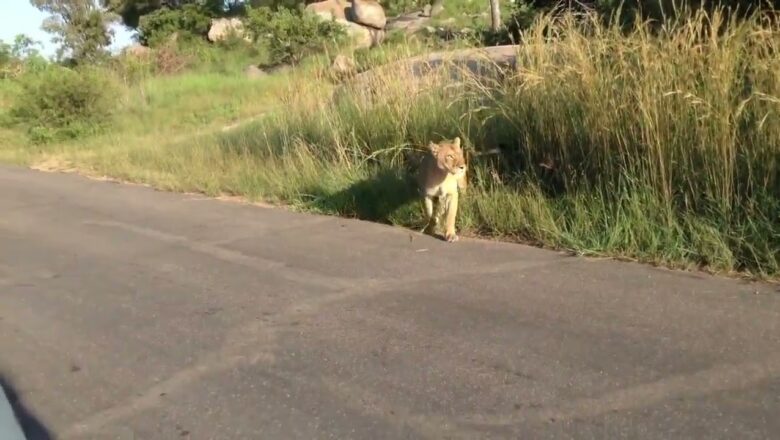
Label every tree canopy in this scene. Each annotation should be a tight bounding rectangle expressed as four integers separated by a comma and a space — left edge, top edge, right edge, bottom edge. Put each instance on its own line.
30, 0, 116, 62
101, 0, 248, 27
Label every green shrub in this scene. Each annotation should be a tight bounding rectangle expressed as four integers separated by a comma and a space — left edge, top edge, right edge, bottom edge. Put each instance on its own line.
245, 6, 346, 66
189, 38, 269, 74
138, 5, 213, 47
0, 40, 11, 67
10, 66, 119, 143
111, 50, 155, 84
0, 36, 47, 79
380, 0, 424, 16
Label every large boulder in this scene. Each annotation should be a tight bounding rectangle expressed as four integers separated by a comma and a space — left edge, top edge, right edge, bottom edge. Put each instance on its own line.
305, 0, 348, 21
369, 28, 385, 46
336, 45, 519, 108
335, 19, 373, 50
307, 0, 385, 48
348, 0, 386, 29
207, 18, 248, 42
386, 10, 431, 33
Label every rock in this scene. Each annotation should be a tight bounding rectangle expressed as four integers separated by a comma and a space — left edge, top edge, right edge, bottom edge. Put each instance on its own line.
331, 54, 357, 78
435, 27, 451, 39
369, 28, 385, 46
335, 19, 373, 49
207, 18, 247, 43
305, 0, 348, 21
123, 44, 151, 58
386, 11, 432, 34
422, 5, 432, 17
309, 0, 385, 48
339, 45, 519, 108
430, 1, 444, 17
348, 0, 386, 29
244, 65, 267, 79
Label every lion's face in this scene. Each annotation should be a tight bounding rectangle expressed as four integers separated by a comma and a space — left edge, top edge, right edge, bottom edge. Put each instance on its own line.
430, 137, 466, 176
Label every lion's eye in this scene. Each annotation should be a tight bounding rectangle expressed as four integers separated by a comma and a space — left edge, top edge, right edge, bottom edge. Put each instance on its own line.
447, 155, 453, 159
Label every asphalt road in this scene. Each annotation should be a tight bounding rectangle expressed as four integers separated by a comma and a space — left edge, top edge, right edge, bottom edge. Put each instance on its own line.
1, 165, 779, 440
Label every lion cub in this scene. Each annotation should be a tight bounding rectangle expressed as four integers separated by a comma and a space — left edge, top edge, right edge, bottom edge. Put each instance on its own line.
417, 137, 467, 242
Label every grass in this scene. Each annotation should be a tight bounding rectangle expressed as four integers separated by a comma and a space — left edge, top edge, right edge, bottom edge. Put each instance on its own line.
431, 0, 514, 30
1, 8, 778, 278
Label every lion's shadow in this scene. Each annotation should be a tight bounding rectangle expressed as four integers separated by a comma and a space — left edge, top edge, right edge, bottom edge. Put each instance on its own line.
304, 168, 421, 225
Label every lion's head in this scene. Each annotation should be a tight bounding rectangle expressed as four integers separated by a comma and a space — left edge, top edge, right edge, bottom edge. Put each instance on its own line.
428, 137, 466, 176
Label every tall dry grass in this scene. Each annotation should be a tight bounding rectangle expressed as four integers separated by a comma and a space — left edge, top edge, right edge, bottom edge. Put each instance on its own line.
221, 8, 779, 276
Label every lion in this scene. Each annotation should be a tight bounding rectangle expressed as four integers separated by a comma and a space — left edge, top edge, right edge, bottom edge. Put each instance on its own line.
417, 137, 467, 242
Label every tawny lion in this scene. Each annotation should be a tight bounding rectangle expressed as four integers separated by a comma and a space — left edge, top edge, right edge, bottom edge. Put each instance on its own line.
417, 137, 467, 242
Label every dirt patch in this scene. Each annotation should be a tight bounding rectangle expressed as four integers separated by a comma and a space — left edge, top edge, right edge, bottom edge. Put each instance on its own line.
30, 157, 79, 174
30, 156, 277, 210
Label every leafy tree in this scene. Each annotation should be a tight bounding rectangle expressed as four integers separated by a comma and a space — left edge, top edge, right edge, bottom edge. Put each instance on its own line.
1, 35, 46, 78
245, 6, 345, 65
102, 0, 246, 28
137, 3, 214, 45
11, 35, 43, 59
30, 0, 116, 63
0, 41, 12, 68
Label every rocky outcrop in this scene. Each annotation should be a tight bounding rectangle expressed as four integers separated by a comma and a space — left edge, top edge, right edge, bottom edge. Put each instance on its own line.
386, 11, 432, 33
207, 18, 248, 43
307, 0, 386, 48
305, 0, 348, 21
348, 0, 386, 29
335, 45, 519, 107
335, 18, 373, 49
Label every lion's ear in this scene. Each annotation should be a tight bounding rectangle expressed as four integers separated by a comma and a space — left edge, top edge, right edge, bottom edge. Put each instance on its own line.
428, 141, 440, 154
452, 137, 461, 149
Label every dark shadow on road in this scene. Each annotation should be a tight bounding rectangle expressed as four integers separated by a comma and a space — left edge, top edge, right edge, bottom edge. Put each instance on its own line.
0, 375, 52, 440
305, 168, 420, 224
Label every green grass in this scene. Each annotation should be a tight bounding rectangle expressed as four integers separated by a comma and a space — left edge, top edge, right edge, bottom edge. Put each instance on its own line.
1, 8, 778, 278
216, 8, 780, 276
0, 57, 289, 168
430, 0, 514, 30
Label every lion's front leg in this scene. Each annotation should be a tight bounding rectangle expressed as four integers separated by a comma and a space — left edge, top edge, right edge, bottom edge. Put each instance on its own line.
444, 192, 459, 242
422, 196, 437, 235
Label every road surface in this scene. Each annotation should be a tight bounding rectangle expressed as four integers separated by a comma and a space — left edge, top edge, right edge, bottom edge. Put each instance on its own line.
0, 165, 778, 439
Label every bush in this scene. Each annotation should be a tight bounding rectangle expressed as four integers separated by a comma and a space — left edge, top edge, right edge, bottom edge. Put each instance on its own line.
0, 40, 11, 67
10, 66, 119, 143
245, 6, 346, 66
138, 5, 213, 47
111, 51, 155, 84
0, 36, 47, 79
380, 0, 424, 16
187, 38, 269, 74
